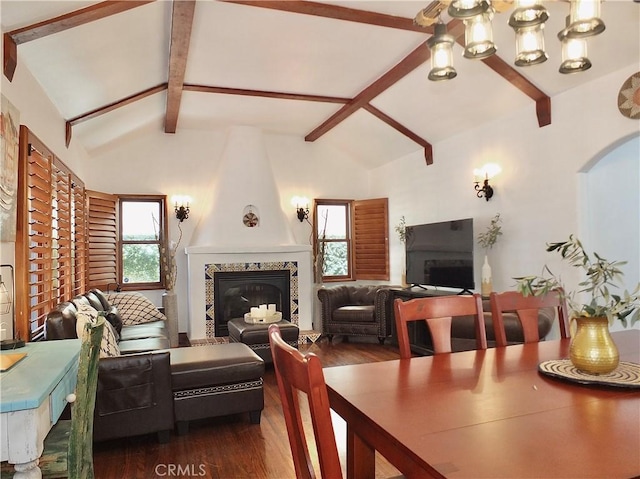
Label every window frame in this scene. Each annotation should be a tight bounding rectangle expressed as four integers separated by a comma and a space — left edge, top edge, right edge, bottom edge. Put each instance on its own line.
117, 195, 168, 291
314, 199, 354, 282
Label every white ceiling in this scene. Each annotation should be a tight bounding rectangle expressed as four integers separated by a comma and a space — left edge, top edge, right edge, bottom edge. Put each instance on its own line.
1, 0, 639, 169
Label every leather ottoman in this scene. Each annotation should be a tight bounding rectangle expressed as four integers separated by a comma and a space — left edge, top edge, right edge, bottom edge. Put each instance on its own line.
227, 318, 300, 364
170, 343, 264, 435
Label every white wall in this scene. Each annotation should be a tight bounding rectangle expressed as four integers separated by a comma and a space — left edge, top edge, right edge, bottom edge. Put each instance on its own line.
85, 127, 371, 332
582, 134, 640, 332
372, 64, 640, 337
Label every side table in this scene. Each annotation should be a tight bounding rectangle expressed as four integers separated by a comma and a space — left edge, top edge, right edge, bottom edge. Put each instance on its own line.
1, 339, 81, 478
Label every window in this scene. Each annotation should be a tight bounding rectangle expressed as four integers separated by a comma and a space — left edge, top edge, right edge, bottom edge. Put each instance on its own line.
119, 196, 167, 289
315, 200, 352, 281
314, 198, 389, 282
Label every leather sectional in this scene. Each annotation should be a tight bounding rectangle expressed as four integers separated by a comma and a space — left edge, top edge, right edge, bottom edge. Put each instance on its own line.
45, 289, 264, 443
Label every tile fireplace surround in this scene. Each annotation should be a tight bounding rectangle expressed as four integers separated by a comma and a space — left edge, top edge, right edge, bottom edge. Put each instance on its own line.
185, 245, 315, 341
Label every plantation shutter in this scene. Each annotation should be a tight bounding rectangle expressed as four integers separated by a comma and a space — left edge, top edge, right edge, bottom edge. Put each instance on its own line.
53, 160, 73, 303
23, 141, 54, 338
72, 174, 87, 297
86, 190, 119, 291
352, 198, 389, 280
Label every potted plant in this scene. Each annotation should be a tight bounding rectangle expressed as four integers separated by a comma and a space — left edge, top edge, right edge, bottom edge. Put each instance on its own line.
395, 216, 407, 286
477, 213, 502, 296
515, 234, 640, 374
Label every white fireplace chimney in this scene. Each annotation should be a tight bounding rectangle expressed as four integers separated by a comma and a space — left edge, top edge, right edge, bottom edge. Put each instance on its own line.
189, 126, 296, 248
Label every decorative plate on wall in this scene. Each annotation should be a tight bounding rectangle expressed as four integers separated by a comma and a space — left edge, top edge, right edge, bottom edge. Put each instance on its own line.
618, 72, 640, 120
242, 204, 259, 227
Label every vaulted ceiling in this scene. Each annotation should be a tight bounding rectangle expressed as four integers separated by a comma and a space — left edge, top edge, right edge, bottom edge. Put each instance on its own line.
2, 1, 639, 168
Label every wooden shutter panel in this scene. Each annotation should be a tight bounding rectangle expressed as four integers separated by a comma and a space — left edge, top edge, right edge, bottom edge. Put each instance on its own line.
353, 198, 389, 281
86, 190, 119, 291
72, 176, 87, 297
15, 126, 89, 341
53, 160, 73, 303
25, 144, 54, 336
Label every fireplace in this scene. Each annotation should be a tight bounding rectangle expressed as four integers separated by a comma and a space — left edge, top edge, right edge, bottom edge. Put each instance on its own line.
201, 259, 303, 339
213, 269, 291, 336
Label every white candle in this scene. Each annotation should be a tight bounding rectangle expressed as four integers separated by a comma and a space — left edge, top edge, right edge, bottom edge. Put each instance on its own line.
268, 304, 276, 313
250, 307, 259, 318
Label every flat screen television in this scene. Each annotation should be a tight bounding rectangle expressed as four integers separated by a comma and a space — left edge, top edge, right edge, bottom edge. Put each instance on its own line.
405, 218, 474, 291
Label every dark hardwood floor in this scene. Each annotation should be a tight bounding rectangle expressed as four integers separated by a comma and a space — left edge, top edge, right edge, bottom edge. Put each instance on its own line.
93, 338, 403, 479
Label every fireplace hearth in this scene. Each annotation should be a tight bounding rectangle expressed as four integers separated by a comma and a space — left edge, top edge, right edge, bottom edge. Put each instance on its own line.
185, 245, 314, 341
213, 269, 291, 337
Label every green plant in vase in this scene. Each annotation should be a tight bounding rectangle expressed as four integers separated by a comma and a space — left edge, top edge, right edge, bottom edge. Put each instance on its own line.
515, 234, 640, 374
395, 216, 408, 286
477, 213, 502, 296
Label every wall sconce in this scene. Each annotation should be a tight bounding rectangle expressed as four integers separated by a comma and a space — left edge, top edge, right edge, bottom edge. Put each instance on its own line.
172, 195, 191, 222
473, 163, 502, 201
291, 196, 310, 222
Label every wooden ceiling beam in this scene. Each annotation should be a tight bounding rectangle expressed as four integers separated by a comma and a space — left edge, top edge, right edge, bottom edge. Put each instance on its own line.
304, 41, 432, 143
223, 0, 434, 34
165, 0, 196, 134
363, 104, 433, 165
455, 39, 552, 127
183, 84, 350, 104
3, 1, 155, 81
65, 84, 167, 147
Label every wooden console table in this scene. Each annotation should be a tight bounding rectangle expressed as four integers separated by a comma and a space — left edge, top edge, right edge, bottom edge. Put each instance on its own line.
1, 339, 80, 478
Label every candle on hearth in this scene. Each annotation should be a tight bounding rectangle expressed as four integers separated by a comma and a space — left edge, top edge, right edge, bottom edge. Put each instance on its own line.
250, 307, 259, 318
268, 304, 276, 313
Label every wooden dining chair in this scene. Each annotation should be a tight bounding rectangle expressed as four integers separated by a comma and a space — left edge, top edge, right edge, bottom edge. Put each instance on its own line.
40, 316, 105, 479
268, 324, 342, 479
394, 294, 487, 357
489, 290, 570, 347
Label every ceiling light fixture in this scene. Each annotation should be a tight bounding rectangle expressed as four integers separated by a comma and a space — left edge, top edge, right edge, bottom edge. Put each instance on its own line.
509, 0, 549, 66
448, 0, 491, 19
463, 8, 497, 59
563, 0, 606, 38
558, 17, 592, 74
415, 0, 605, 80
427, 21, 457, 81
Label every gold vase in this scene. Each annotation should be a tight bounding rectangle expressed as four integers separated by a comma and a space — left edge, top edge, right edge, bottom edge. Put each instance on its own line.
569, 316, 619, 375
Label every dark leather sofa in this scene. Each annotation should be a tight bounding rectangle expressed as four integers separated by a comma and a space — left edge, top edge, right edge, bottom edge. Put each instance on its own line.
318, 285, 554, 352
45, 290, 174, 442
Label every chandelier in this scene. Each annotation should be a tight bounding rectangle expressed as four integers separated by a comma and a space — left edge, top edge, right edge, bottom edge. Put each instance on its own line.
415, 0, 605, 81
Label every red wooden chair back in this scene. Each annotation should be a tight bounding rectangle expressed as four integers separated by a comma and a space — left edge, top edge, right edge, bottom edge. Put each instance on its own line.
268, 324, 342, 479
394, 294, 487, 357
489, 290, 570, 347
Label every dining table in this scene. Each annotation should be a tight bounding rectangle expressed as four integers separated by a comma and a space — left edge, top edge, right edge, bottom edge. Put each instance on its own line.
323, 330, 640, 479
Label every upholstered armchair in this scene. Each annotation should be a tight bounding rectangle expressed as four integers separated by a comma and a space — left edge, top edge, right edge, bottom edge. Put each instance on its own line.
317, 285, 399, 343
